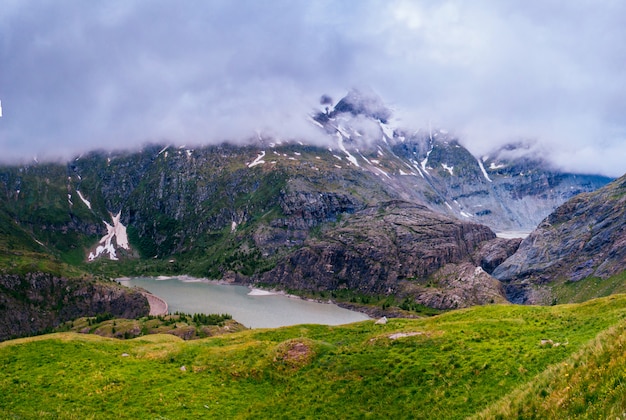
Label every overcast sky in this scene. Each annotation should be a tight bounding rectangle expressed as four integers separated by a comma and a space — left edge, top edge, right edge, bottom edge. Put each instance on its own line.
1, 0, 625, 176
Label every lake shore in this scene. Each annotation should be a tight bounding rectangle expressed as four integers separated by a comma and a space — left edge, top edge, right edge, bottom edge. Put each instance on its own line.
118, 276, 416, 320
116, 276, 370, 328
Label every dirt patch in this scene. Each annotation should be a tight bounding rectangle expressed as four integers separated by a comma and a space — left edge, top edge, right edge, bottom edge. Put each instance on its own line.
273, 339, 316, 370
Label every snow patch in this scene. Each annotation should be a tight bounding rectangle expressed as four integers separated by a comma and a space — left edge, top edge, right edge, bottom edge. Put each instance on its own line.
231, 221, 237, 232
441, 163, 454, 175
477, 158, 492, 182
421, 146, 433, 172
336, 125, 350, 138
411, 161, 425, 178
77, 190, 92, 209
309, 117, 324, 128
358, 151, 372, 165
489, 162, 505, 170
88, 212, 130, 261
375, 167, 391, 179
248, 151, 266, 168
336, 133, 359, 167
380, 122, 394, 139
460, 211, 472, 218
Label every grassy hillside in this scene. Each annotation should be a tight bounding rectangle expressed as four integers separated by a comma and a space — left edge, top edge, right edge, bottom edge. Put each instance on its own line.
2, 295, 626, 419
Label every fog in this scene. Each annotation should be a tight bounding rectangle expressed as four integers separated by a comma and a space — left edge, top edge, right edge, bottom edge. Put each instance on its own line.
1, 1, 625, 176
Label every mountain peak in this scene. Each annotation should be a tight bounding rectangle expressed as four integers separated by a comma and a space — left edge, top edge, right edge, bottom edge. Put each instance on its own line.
328, 88, 392, 124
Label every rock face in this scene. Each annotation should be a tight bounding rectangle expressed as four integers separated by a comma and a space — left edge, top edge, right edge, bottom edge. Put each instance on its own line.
0, 273, 149, 341
408, 263, 509, 309
493, 175, 626, 303
474, 237, 523, 274
254, 201, 507, 307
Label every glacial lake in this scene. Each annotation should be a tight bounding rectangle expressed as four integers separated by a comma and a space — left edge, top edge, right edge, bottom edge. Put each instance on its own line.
118, 277, 370, 329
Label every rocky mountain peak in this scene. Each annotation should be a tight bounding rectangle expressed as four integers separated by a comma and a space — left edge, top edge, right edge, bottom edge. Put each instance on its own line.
328, 88, 392, 123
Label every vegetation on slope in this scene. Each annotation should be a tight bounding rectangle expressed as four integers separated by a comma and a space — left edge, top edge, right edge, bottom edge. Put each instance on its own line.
56, 312, 246, 340
2, 295, 626, 419
475, 301, 626, 419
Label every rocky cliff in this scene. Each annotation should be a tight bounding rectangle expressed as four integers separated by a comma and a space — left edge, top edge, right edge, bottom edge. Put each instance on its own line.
0, 273, 149, 341
254, 201, 511, 309
493, 175, 626, 303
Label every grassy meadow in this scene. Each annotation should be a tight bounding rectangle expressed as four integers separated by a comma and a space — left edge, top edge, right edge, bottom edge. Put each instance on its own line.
3, 295, 626, 419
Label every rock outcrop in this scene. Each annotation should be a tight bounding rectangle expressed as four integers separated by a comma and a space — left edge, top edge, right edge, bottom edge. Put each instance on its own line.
493, 175, 626, 303
254, 201, 503, 306
0, 273, 149, 341
474, 237, 523, 274
406, 263, 508, 309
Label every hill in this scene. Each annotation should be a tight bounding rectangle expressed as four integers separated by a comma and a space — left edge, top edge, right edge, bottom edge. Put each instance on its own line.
2, 294, 626, 418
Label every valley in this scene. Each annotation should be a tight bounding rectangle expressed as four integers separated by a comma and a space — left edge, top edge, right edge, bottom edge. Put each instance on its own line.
1, 91, 625, 418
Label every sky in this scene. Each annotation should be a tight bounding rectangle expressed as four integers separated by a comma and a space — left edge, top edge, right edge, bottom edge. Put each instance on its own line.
1, 0, 625, 176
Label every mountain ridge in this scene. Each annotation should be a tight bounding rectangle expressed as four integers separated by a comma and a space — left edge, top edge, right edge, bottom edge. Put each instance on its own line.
0, 90, 617, 323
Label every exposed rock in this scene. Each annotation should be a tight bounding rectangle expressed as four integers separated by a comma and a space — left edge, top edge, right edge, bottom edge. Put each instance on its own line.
493, 175, 626, 303
0, 273, 149, 341
474, 237, 523, 274
402, 262, 508, 310
254, 201, 497, 301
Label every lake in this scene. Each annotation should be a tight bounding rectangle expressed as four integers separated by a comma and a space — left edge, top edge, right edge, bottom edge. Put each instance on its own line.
118, 277, 370, 329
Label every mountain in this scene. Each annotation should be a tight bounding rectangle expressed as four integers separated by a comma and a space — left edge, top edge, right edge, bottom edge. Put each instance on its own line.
313, 89, 611, 232
0, 89, 614, 320
493, 174, 626, 304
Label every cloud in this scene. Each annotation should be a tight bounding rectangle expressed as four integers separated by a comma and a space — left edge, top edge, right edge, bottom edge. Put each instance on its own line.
0, 0, 625, 176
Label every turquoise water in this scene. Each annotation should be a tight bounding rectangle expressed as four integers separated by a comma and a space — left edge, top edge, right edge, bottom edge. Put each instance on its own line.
119, 277, 369, 328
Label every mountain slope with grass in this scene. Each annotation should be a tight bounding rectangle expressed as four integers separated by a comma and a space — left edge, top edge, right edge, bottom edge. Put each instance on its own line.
2, 294, 626, 419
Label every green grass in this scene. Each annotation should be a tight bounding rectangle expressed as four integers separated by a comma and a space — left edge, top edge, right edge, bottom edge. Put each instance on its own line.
3, 295, 626, 418
551, 269, 626, 304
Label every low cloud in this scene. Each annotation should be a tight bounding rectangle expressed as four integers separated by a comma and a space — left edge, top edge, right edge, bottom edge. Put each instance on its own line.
0, 1, 625, 177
